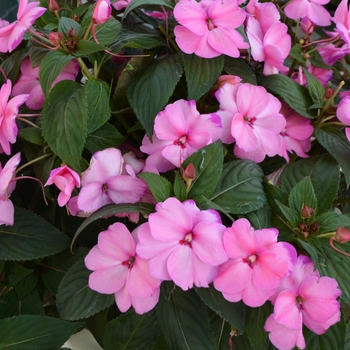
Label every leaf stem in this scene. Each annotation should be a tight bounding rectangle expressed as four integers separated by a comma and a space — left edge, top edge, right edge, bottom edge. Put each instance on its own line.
15, 152, 54, 175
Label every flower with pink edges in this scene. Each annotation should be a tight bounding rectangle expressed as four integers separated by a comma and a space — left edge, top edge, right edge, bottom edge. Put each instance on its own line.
74, 148, 147, 215
85, 222, 161, 314
213, 218, 297, 307
284, 0, 331, 27
45, 165, 80, 207
93, 0, 111, 24
291, 65, 332, 89
0, 0, 46, 53
12, 57, 79, 110
336, 96, 350, 142
173, 0, 248, 58
265, 255, 341, 350
277, 103, 314, 162
215, 82, 286, 163
0, 80, 29, 155
136, 197, 228, 291
141, 99, 222, 173
0, 152, 21, 226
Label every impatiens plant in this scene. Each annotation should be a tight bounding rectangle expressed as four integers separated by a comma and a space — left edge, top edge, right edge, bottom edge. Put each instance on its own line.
2, 0, 350, 349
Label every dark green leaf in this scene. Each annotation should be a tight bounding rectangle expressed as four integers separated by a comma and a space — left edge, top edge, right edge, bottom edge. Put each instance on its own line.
138, 173, 173, 202
58, 17, 81, 37
0, 207, 70, 261
39, 50, 74, 98
85, 79, 111, 134
0, 49, 29, 85
260, 74, 314, 118
75, 40, 105, 57
309, 50, 333, 70
224, 57, 257, 85
194, 285, 246, 333
183, 141, 224, 199
18, 128, 45, 146
194, 195, 235, 222
183, 54, 224, 101
29, 46, 50, 67
123, 0, 174, 19
103, 310, 159, 350
14, 272, 37, 299
93, 17, 122, 46
242, 204, 272, 229
288, 177, 317, 215
0, 316, 83, 350
42, 80, 88, 171
275, 201, 300, 227
297, 239, 320, 269
317, 212, 350, 234
210, 160, 266, 214
281, 155, 340, 214
85, 123, 125, 154
5, 263, 32, 287
127, 54, 183, 138
56, 257, 114, 320
315, 126, 350, 186
289, 45, 306, 63
302, 67, 325, 106
173, 171, 187, 202
156, 288, 215, 350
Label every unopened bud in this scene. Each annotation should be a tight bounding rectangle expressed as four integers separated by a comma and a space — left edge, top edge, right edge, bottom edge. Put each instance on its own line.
334, 226, 350, 243
49, 0, 59, 11
66, 27, 76, 38
324, 87, 334, 99
303, 53, 311, 60
216, 75, 242, 89
183, 163, 196, 181
73, 14, 80, 22
309, 222, 319, 233
301, 205, 314, 219
93, 0, 112, 25
49, 32, 62, 46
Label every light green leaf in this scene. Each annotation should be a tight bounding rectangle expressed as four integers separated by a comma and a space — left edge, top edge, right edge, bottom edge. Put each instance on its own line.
56, 257, 114, 320
275, 201, 300, 227
138, 173, 173, 202
302, 67, 325, 106
127, 54, 183, 138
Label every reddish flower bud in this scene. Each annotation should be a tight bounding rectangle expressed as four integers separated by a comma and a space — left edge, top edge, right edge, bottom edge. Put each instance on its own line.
49, 32, 62, 47
49, 0, 59, 11
334, 226, 350, 243
301, 205, 314, 219
309, 222, 319, 233
324, 87, 334, 99
93, 0, 112, 25
216, 75, 242, 89
183, 163, 196, 181
66, 27, 76, 38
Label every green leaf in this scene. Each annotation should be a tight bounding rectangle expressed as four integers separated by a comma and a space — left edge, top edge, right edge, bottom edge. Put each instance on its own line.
281, 155, 340, 214
289, 45, 306, 63
317, 212, 350, 234
122, 0, 174, 19
194, 195, 235, 222
103, 310, 160, 350
85, 79, 111, 134
39, 50, 74, 98
56, 257, 114, 320
85, 122, 125, 154
242, 204, 272, 230
302, 67, 325, 106
288, 177, 317, 216
183, 141, 224, 199
183, 54, 224, 101
275, 201, 300, 227
5, 263, 32, 287
194, 285, 246, 333
18, 128, 45, 146
156, 288, 215, 350
58, 17, 81, 36
210, 160, 266, 214
42, 80, 88, 171
0, 49, 29, 86
127, 54, 183, 138
174, 171, 187, 202
75, 40, 105, 57
93, 17, 122, 46
224, 57, 257, 85
297, 239, 320, 269
303, 318, 345, 350
28, 46, 50, 67
309, 50, 333, 70
72, 203, 155, 247
138, 173, 173, 202
315, 126, 350, 186
260, 74, 314, 118
0, 316, 83, 350
0, 207, 70, 261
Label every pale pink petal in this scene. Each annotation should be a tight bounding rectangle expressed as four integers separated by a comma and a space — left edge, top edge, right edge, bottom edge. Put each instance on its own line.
246, 17, 265, 62
161, 144, 184, 167
337, 97, 350, 125
208, 0, 246, 28
0, 152, 20, 195
306, 2, 331, 26
231, 113, 259, 152
241, 279, 276, 307
77, 181, 108, 212
192, 254, 219, 287
130, 287, 160, 314
284, 0, 307, 20
0, 199, 15, 225
114, 284, 132, 312
106, 176, 146, 204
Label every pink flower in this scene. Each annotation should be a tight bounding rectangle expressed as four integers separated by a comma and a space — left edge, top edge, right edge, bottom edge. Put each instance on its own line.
336, 96, 350, 141
112, 0, 132, 11
215, 83, 286, 162
216, 75, 242, 89
0, 19, 10, 28
141, 99, 222, 172
93, 0, 111, 24
277, 104, 314, 162
85, 223, 161, 314
247, 17, 291, 75
173, 0, 248, 58
265, 255, 341, 350
45, 165, 80, 207
0, 80, 29, 155
284, 0, 331, 27
136, 198, 228, 290
12, 58, 79, 110
0, 0, 46, 53
332, 0, 350, 46
0, 152, 21, 226
213, 218, 297, 307
76, 148, 147, 214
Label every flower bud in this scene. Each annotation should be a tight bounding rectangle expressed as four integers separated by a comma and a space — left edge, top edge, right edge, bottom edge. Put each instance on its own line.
324, 87, 334, 99
183, 163, 196, 181
301, 205, 314, 219
216, 75, 241, 89
334, 226, 350, 243
49, 32, 62, 47
66, 27, 76, 38
93, 0, 112, 25
49, 0, 59, 11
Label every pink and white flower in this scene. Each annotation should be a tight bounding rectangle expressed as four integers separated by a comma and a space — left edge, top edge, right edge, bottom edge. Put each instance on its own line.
85, 222, 161, 314
45, 165, 80, 207
213, 218, 297, 307
174, 0, 248, 58
141, 99, 222, 172
93, 0, 112, 24
136, 198, 228, 290
336, 96, 350, 141
0, 0, 46, 53
0, 80, 29, 155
